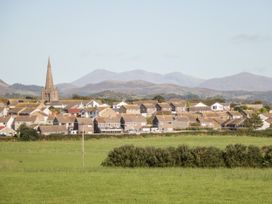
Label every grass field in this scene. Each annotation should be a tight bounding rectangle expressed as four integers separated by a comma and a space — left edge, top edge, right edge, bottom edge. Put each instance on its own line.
1, 135, 272, 204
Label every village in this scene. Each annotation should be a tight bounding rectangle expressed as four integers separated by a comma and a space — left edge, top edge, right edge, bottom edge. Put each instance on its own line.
0, 96, 271, 137
0, 58, 271, 137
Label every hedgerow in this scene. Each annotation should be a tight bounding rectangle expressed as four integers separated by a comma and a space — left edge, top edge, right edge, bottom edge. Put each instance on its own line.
102, 144, 272, 168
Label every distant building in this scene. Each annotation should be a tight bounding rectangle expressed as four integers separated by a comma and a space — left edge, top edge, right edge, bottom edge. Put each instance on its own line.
41, 57, 59, 102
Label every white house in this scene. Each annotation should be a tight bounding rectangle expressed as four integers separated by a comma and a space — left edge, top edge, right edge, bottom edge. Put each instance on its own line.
112, 101, 128, 110
0, 107, 8, 117
85, 100, 108, 108
194, 102, 208, 107
211, 102, 230, 111
0, 126, 16, 136
257, 114, 271, 130
0, 116, 15, 129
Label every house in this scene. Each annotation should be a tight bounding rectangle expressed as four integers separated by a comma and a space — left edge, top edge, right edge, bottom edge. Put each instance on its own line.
240, 110, 254, 118
197, 118, 221, 129
31, 111, 49, 124
140, 103, 157, 117
152, 115, 174, 132
156, 103, 172, 112
13, 116, 38, 130
112, 101, 128, 110
133, 100, 158, 105
211, 102, 230, 111
257, 114, 271, 130
0, 116, 15, 129
18, 107, 39, 116
222, 118, 245, 130
188, 102, 210, 112
85, 100, 102, 108
0, 126, 16, 136
176, 112, 199, 126
119, 105, 140, 115
201, 111, 229, 126
98, 107, 118, 118
172, 116, 190, 130
93, 116, 122, 133
120, 114, 147, 133
38, 125, 68, 136
0, 107, 8, 117
40, 107, 52, 115
53, 115, 75, 131
227, 111, 243, 119
169, 100, 187, 113
46, 115, 56, 125
8, 107, 25, 115
47, 101, 67, 109
73, 118, 93, 134
68, 108, 81, 117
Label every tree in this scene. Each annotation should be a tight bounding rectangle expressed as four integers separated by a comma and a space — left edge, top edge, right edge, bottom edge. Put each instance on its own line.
243, 113, 263, 130
17, 124, 39, 141
152, 95, 165, 103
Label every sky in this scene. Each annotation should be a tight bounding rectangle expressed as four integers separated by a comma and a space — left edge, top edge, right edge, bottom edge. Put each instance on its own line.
0, 0, 272, 85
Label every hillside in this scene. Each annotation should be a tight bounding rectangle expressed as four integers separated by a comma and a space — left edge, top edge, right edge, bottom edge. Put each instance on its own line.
72, 69, 204, 87
198, 72, 272, 92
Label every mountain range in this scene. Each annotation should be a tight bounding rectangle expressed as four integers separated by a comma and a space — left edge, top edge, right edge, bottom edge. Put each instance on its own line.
71, 69, 204, 87
2, 69, 272, 102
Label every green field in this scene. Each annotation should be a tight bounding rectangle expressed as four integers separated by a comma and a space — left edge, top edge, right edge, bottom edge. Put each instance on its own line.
1, 135, 272, 204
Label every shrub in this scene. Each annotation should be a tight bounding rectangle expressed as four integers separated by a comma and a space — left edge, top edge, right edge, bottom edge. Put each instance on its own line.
224, 144, 248, 167
194, 146, 225, 168
246, 145, 263, 168
175, 145, 195, 167
17, 124, 39, 141
102, 144, 272, 168
263, 146, 272, 167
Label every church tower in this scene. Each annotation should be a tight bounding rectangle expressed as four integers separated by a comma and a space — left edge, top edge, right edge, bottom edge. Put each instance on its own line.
41, 57, 59, 102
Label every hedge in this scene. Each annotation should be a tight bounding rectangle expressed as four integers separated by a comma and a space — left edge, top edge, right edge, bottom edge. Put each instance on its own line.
102, 144, 272, 168
2, 128, 272, 142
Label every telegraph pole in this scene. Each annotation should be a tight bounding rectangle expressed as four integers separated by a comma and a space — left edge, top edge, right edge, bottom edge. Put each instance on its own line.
82, 125, 85, 168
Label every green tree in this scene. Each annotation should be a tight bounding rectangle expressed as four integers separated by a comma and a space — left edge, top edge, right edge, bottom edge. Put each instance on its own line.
243, 113, 263, 130
152, 95, 165, 103
17, 124, 39, 141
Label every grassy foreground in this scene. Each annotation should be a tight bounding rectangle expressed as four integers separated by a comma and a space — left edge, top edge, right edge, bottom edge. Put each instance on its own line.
1, 135, 272, 204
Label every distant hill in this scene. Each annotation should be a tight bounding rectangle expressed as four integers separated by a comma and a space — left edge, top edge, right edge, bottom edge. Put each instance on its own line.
71, 69, 204, 87
62, 80, 214, 97
198, 72, 272, 92
9, 83, 42, 96
59, 79, 272, 103
0, 79, 9, 95
2, 71, 272, 103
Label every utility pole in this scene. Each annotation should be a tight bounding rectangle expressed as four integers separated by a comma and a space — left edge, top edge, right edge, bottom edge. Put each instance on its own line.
82, 124, 85, 168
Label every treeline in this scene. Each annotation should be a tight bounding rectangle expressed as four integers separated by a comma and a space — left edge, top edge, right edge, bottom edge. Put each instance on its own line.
102, 144, 272, 168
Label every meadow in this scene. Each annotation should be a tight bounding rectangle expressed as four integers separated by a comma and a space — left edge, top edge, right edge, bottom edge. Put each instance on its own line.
1, 135, 272, 204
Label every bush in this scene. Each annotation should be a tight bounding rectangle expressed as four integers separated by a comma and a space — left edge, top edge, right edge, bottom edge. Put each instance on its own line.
263, 146, 272, 167
246, 145, 263, 168
175, 145, 195, 167
224, 144, 248, 167
102, 144, 272, 168
17, 124, 39, 141
191, 146, 225, 168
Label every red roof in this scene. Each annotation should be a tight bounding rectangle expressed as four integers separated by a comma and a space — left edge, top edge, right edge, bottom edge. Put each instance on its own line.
68, 108, 81, 114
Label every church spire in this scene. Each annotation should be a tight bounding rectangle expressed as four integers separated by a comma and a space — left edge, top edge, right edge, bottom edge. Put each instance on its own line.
45, 56, 54, 89
41, 57, 59, 102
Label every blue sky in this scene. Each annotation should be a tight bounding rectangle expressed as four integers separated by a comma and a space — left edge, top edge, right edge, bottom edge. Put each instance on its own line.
0, 0, 272, 85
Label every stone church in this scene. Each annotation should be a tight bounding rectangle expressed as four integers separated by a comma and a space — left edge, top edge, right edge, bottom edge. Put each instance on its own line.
41, 57, 59, 102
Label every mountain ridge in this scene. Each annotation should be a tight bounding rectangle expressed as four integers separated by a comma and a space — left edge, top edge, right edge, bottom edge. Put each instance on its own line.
72, 69, 204, 87
198, 72, 272, 91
